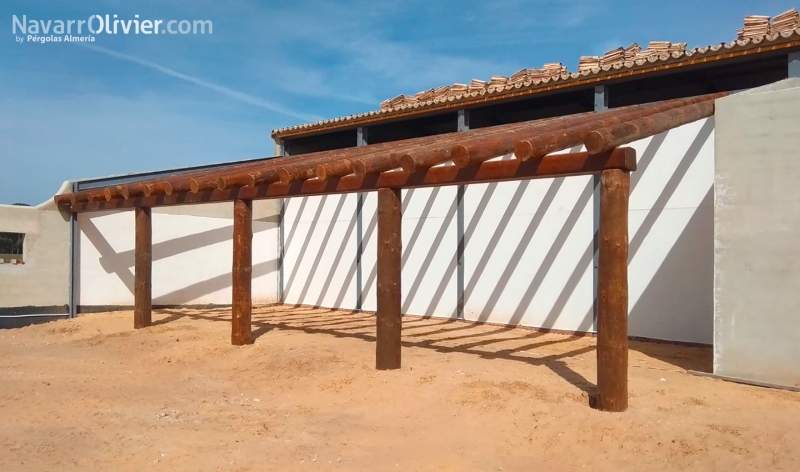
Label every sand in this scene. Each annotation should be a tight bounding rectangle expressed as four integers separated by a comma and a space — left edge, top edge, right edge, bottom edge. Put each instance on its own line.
2, 305, 800, 471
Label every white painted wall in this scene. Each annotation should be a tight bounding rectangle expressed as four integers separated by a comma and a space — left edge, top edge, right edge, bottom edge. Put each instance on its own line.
362, 186, 458, 317
70, 118, 715, 344
0, 181, 72, 312
78, 202, 279, 307
282, 194, 357, 309
284, 118, 716, 344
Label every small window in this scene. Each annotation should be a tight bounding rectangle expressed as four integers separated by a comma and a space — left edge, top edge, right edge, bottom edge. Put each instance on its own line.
0, 232, 25, 264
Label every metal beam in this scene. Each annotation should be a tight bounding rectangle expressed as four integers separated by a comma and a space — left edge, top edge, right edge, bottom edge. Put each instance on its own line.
592, 85, 608, 331
356, 127, 368, 311
68, 181, 78, 318
456, 110, 469, 320
790, 51, 800, 78
277, 140, 286, 304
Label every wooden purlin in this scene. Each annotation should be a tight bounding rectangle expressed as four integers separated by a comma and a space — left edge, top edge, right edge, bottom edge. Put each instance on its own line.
584, 101, 716, 154
55, 93, 723, 210
57, 117, 576, 206
513, 92, 728, 160
66, 148, 636, 213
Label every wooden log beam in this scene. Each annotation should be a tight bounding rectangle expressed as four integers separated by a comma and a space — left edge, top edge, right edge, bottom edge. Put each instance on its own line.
450, 112, 601, 168
513, 92, 728, 161
134, 206, 152, 329
398, 118, 567, 172
595, 168, 630, 412
315, 158, 355, 181
376, 187, 402, 370
218, 168, 280, 191
55, 93, 727, 208
67, 148, 636, 212
584, 101, 715, 154
231, 198, 253, 346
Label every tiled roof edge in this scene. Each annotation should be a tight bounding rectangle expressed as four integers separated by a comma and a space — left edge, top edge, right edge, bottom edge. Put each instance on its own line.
271, 28, 800, 139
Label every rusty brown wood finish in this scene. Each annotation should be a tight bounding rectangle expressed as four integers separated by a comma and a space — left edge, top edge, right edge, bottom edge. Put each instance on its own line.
376, 187, 402, 370
595, 169, 630, 412
398, 118, 560, 172
231, 198, 253, 346
217, 169, 275, 190
68, 149, 635, 213
513, 92, 728, 161
134, 206, 152, 329
57, 95, 718, 207
584, 101, 716, 154
315, 159, 355, 181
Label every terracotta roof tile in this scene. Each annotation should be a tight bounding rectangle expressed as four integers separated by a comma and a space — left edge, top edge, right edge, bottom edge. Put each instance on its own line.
272, 15, 800, 139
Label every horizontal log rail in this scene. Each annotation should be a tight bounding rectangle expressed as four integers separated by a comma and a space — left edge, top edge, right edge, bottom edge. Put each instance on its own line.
55, 92, 723, 210
584, 101, 715, 154
66, 148, 635, 212
513, 92, 728, 161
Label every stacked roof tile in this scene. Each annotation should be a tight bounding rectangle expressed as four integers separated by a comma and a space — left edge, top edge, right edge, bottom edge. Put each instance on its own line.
770, 8, 800, 34
273, 10, 800, 138
737, 8, 800, 39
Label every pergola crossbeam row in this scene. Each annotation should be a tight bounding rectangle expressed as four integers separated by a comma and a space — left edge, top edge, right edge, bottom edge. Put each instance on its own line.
58, 93, 726, 413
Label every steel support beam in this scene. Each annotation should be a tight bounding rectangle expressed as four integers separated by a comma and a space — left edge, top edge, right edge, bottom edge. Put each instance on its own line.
456, 110, 469, 319
790, 51, 800, 78
356, 127, 368, 311
592, 85, 608, 329
68, 181, 78, 318
277, 139, 286, 304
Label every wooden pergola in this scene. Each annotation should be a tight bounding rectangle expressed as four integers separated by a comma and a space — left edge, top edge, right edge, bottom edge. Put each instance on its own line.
55, 92, 724, 412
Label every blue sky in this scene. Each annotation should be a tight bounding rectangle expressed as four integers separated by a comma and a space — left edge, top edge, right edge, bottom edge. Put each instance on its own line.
0, 0, 796, 204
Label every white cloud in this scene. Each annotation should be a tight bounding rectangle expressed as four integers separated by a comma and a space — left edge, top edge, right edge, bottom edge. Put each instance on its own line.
80, 43, 323, 122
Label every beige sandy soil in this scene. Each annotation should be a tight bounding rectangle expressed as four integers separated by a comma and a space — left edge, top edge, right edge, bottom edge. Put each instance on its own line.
1, 306, 800, 471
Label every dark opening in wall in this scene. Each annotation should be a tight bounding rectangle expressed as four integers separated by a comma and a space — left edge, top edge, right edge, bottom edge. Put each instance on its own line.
609, 54, 789, 108
468, 87, 595, 129
366, 111, 458, 144
284, 128, 358, 156
0, 232, 25, 264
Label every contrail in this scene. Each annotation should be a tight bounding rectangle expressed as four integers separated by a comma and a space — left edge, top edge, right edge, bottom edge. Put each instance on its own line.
80, 44, 323, 123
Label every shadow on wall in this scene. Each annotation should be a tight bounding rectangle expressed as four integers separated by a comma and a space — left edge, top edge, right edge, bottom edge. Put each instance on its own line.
284, 119, 715, 346
79, 218, 276, 305
283, 195, 358, 310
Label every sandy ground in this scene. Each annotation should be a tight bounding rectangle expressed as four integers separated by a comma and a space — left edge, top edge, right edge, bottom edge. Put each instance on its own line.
2, 306, 800, 471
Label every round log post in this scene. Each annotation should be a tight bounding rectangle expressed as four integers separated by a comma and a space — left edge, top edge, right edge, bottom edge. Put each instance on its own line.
595, 168, 630, 412
376, 187, 402, 370
134, 206, 152, 329
232, 198, 253, 346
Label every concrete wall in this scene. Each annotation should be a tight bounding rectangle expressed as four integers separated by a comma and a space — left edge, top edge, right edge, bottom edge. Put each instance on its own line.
284, 118, 716, 344
77, 200, 279, 308
0, 181, 72, 322
714, 79, 800, 386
